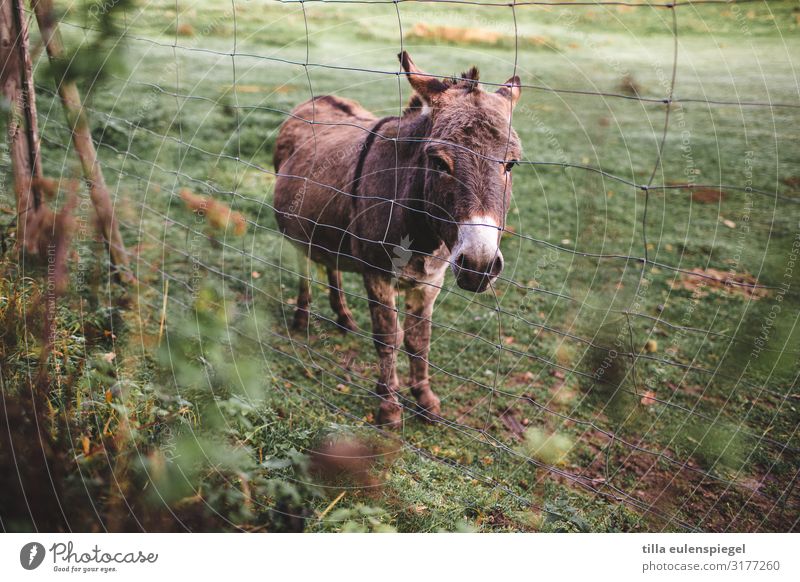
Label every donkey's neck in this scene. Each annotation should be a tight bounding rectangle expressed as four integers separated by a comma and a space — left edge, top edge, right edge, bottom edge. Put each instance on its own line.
392, 112, 441, 255
353, 110, 440, 255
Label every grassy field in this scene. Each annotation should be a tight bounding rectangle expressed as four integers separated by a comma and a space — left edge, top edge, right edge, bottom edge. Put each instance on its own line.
2, 0, 799, 532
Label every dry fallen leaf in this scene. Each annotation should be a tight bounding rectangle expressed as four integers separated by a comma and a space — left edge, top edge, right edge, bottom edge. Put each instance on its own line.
641, 390, 657, 406
499, 409, 526, 440
180, 189, 247, 236
176, 22, 195, 37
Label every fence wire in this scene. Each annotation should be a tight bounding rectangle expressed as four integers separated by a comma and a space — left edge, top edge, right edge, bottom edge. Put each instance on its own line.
25, 0, 800, 532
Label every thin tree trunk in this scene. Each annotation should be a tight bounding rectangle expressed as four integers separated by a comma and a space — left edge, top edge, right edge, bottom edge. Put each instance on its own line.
31, 0, 132, 281
1, 0, 44, 253
13, 0, 42, 183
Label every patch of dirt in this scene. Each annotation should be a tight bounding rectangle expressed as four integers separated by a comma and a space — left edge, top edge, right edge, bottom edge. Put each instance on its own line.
404, 23, 554, 50
564, 431, 799, 532
218, 83, 293, 94
407, 23, 502, 45
477, 507, 531, 531
454, 398, 484, 424
670, 267, 769, 300
782, 176, 800, 191
688, 187, 726, 204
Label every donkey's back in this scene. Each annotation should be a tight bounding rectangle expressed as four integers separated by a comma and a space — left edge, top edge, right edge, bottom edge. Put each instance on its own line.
273, 96, 376, 271
273, 95, 375, 174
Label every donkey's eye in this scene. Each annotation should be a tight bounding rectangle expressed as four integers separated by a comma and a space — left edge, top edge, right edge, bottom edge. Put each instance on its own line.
430, 155, 453, 176
504, 160, 517, 173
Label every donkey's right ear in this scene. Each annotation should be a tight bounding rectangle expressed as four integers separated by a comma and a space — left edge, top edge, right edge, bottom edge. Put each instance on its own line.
399, 51, 447, 106
496, 75, 522, 109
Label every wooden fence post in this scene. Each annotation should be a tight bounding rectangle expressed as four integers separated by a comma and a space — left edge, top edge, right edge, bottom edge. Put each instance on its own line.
31, 0, 132, 281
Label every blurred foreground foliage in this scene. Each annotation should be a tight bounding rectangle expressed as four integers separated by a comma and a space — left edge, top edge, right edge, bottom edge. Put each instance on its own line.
39, 0, 135, 91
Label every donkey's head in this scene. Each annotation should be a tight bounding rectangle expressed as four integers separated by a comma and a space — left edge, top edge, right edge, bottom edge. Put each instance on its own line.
400, 51, 522, 293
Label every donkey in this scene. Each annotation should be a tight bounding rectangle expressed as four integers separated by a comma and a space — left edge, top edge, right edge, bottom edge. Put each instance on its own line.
273, 52, 522, 428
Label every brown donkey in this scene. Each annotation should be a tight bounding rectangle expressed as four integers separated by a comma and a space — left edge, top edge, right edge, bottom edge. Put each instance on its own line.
274, 52, 522, 427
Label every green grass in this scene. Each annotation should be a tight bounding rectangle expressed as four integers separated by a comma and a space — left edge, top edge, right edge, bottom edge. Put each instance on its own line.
2, 0, 799, 532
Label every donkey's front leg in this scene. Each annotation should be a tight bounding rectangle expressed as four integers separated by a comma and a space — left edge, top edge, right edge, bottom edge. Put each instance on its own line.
404, 281, 443, 421
363, 272, 403, 428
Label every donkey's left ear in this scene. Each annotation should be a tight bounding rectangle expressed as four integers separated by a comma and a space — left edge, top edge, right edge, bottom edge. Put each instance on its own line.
496, 76, 521, 109
398, 51, 448, 106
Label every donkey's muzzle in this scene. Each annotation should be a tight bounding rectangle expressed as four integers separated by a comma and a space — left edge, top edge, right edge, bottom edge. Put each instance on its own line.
453, 251, 504, 293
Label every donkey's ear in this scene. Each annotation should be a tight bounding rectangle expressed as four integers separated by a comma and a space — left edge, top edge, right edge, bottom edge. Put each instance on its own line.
398, 51, 447, 105
496, 75, 522, 109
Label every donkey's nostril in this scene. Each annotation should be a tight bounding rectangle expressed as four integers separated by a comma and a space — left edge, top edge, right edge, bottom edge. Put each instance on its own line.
453, 250, 503, 293
489, 254, 504, 278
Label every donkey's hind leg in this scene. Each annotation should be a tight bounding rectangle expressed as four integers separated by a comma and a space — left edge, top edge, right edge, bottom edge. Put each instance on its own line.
327, 268, 357, 333
292, 249, 312, 331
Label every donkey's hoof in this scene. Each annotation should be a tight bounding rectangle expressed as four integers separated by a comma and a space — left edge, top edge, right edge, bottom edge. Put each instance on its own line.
415, 392, 441, 423
336, 316, 358, 334
291, 310, 310, 332
376, 402, 403, 429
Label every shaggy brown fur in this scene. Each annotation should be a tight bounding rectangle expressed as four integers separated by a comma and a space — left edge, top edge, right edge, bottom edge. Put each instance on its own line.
274, 52, 522, 427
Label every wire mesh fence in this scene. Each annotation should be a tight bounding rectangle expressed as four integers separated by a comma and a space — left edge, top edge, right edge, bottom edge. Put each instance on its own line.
15, 0, 800, 531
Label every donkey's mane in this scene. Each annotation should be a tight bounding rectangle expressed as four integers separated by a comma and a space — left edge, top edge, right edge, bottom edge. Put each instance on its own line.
444, 66, 480, 92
